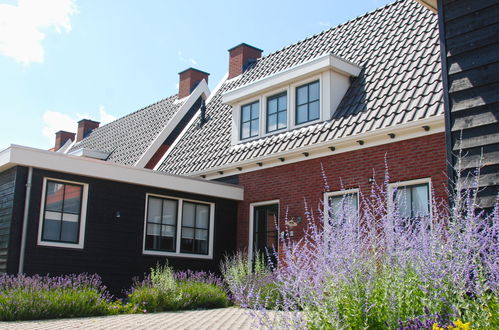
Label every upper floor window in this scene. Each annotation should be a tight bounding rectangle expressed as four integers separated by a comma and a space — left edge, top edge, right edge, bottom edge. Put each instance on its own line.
143, 194, 214, 258
324, 189, 359, 225
390, 179, 431, 221
240, 101, 259, 140
38, 178, 88, 249
296, 80, 320, 125
266, 92, 287, 133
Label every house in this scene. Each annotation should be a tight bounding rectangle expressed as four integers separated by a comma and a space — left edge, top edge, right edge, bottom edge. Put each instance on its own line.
0, 0, 450, 293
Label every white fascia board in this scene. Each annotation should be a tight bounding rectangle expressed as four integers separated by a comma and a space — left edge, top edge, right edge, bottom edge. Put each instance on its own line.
190, 115, 445, 179
0, 145, 243, 201
222, 53, 362, 104
134, 79, 210, 168
56, 139, 74, 153
68, 148, 110, 160
152, 74, 228, 171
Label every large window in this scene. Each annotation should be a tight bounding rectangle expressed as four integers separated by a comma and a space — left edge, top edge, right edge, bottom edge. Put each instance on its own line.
181, 202, 210, 255
143, 194, 213, 258
240, 101, 259, 140
296, 80, 320, 125
38, 178, 88, 249
324, 189, 359, 225
266, 92, 287, 133
392, 182, 430, 219
145, 197, 178, 252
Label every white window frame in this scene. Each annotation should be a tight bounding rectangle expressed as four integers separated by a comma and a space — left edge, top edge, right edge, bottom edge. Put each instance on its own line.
232, 73, 327, 144
37, 177, 88, 249
323, 188, 360, 225
142, 193, 215, 259
387, 178, 432, 219
248, 199, 280, 262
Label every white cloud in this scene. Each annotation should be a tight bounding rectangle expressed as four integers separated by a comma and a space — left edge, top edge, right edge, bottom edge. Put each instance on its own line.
0, 0, 78, 64
177, 51, 197, 66
42, 105, 116, 143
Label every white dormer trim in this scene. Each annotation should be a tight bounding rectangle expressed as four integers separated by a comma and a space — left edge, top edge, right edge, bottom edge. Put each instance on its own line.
222, 53, 361, 104
57, 139, 74, 153
68, 148, 110, 160
134, 79, 210, 168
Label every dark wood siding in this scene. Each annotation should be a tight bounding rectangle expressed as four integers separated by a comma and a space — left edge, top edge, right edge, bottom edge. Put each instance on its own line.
440, 0, 499, 209
11, 168, 237, 295
0, 168, 17, 272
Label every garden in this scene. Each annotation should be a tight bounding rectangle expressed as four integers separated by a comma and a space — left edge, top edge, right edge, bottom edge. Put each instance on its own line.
0, 169, 497, 329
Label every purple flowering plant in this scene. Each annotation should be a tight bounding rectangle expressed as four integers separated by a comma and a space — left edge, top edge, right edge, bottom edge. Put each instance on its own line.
224, 162, 498, 329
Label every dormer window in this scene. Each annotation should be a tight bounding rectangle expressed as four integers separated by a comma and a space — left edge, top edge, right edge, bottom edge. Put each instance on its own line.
266, 92, 287, 133
296, 81, 320, 125
241, 101, 260, 140
223, 53, 362, 145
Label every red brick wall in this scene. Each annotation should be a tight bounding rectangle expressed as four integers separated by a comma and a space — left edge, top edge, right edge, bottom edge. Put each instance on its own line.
145, 144, 170, 169
236, 133, 448, 250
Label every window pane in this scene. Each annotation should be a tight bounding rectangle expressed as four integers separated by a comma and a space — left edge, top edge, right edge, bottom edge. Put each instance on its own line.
250, 119, 259, 137
267, 114, 277, 132
147, 197, 162, 223
45, 211, 61, 221
196, 204, 209, 229
309, 81, 320, 101
242, 105, 250, 122
297, 86, 308, 105
161, 225, 176, 237
62, 213, 78, 222
182, 227, 194, 239
147, 223, 161, 236
251, 102, 259, 120
277, 111, 287, 129
162, 199, 177, 225
195, 239, 208, 254
309, 100, 320, 121
42, 219, 61, 241
395, 188, 412, 218
278, 94, 287, 111
195, 229, 208, 241
46, 182, 64, 212
241, 122, 250, 139
328, 193, 358, 221
63, 185, 81, 214
412, 185, 429, 217
182, 203, 195, 227
181, 238, 194, 252
60, 220, 78, 242
268, 98, 277, 114
297, 104, 308, 124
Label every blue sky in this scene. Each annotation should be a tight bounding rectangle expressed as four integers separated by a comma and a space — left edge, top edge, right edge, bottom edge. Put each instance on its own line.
0, 0, 392, 151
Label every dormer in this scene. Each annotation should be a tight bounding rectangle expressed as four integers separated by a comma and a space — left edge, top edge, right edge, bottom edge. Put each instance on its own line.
222, 53, 362, 144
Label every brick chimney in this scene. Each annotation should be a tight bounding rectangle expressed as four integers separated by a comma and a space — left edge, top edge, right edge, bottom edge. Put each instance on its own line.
54, 130, 75, 151
77, 119, 100, 142
178, 68, 209, 99
228, 43, 263, 79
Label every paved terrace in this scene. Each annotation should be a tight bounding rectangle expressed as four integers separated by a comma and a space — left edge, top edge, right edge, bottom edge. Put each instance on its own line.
0, 308, 262, 330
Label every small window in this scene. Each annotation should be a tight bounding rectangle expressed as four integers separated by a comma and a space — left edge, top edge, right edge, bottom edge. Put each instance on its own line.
38, 178, 88, 249
325, 190, 359, 225
296, 80, 320, 125
240, 101, 259, 140
393, 183, 430, 219
145, 196, 178, 252
266, 92, 287, 133
181, 202, 210, 255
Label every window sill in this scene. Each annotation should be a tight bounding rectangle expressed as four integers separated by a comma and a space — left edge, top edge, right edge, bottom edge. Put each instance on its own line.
37, 241, 84, 249
142, 249, 213, 260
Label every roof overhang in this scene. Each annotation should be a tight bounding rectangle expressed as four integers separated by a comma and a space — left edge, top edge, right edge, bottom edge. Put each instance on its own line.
0, 145, 243, 201
222, 53, 362, 105
415, 0, 437, 13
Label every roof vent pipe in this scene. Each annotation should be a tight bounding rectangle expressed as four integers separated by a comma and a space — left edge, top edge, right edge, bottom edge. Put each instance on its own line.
200, 99, 207, 126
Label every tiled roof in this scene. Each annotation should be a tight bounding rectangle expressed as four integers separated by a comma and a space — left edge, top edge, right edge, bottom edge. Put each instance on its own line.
157, 0, 443, 175
69, 94, 184, 166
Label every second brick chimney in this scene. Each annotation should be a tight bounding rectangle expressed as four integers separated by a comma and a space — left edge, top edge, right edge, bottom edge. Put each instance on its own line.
228, 43, 263, 79
178, 68, 209, 99
54, 130, 75, 151
77, 119, 100, 142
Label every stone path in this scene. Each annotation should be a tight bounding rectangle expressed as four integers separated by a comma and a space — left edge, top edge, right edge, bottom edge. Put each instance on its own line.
0, 307, 261, 330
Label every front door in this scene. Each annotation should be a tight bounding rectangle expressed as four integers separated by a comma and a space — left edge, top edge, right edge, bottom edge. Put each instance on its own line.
253, 204, 279, 267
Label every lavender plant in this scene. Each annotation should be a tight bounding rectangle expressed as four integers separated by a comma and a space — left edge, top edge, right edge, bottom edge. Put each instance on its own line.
0, 273, 112, 321
231, 165, 498, 329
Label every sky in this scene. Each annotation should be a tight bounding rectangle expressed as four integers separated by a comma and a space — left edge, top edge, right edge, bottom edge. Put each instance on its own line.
0, 0, 393, 151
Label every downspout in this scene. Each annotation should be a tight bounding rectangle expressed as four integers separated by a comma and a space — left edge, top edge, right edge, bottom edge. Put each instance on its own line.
18, 167, 33, 274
